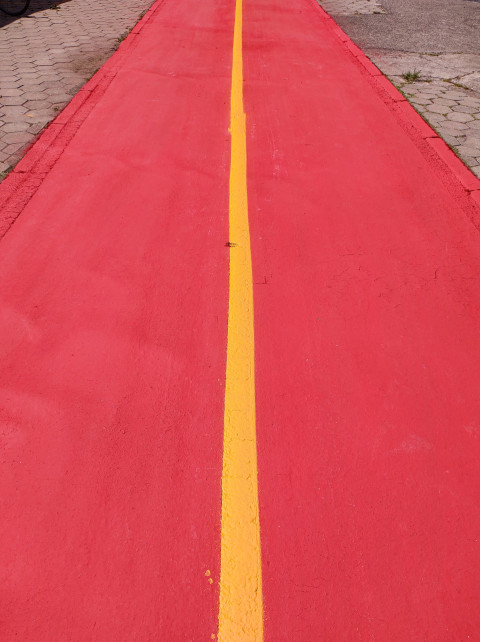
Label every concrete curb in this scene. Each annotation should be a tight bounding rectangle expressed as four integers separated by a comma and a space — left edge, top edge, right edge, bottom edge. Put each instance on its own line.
0, 0, 163, 241
310, 0, 480, 224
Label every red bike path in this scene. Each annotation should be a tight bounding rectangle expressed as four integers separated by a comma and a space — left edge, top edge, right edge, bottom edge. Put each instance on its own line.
1, 0, 480, 638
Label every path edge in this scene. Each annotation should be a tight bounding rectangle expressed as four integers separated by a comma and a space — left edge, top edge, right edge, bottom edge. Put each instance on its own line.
0, 0, 164, 241
308, 0, 480, 229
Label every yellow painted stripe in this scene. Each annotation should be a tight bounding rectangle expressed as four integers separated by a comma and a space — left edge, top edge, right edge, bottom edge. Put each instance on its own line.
217, 0, 263, 638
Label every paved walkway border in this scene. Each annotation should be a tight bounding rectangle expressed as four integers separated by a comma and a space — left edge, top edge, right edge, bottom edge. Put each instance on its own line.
0, 0, 157, 180
1, 0, 480, 243
318, 0, 480, 180
0, 0, 164, 240
311, 1, 480, 218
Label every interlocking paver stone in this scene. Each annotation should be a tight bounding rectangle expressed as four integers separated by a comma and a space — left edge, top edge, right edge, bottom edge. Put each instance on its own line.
451, 104, 478, 114
440, 121, 469, 132
460, 97, 480, 107
458, 145, 480, 158
1, 0, 155, 179
3, 132, 32, 144
427, 104, 451, 115
435, 98, 457, 107
448, 112, 475, 123
410, 97, 432, 106
1, 106, 28, 117
2, 123, 30, 133
0, 88, 24, 97
1, 96, 26, 106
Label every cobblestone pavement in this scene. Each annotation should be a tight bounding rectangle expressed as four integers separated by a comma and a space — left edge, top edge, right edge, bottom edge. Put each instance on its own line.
319, 0, 480, 178
385, 76, 480, 177
2, 0, 479, 181
0, 0, 154, 179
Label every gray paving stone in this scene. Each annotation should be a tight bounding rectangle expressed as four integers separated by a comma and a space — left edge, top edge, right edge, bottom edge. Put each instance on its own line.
23, 100, 54, 110
25, 108, 58, 120
0, 88, 24, 98
442, 134, 462, 146
3, 132, 32, 145
424, 113, 446, 125
1, 82, 23, 90
2, 143, 25, 155
451, 104, 478, 114
448, 112, 475, 123
22, 92, 50, 101
468, 137, 480, 148
459, 97, 480, 108
413, 90, 440, 100
1, 122, 31, 133
410, 97, 432, 106
460, 155, 477, 166
1, 106, 28, 117
426, 104, 451, 115
1, 96, 26, 107
439, 121, 470, 132
27, 122, 47, 135
458, 145, 480, 157
434, 98, 457, 107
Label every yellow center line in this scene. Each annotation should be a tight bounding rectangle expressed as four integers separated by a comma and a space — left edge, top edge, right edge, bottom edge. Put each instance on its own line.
217, 0, 264, 638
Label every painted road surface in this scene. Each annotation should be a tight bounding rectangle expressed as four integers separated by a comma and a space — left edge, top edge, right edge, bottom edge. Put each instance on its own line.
1, 0, 480, 639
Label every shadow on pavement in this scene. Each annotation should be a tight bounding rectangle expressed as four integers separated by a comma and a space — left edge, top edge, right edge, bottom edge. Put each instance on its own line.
0, 0, 71, 27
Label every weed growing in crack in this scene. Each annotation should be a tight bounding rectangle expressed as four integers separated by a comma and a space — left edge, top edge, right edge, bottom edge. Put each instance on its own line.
114, 30, 131, 50
0, 165, 15, 182
85, 67, 100, 82
443, 78, 471, 91
402, 70, 421, 83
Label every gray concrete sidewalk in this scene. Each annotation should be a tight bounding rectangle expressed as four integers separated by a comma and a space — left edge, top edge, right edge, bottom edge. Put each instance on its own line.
0, 0, 154, 180
319, 0, 480, 178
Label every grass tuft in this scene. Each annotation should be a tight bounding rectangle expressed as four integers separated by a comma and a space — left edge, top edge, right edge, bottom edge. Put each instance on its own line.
114, 30, 131, 50
443, 78, 471, 91
0, 165, 15, 182
402, 69, 421, 83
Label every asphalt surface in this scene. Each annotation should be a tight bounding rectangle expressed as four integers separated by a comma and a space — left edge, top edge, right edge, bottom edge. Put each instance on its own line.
336, 0, 480, 53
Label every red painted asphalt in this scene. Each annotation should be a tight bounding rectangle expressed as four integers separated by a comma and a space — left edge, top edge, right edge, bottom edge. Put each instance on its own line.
1, 0, 480, 638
